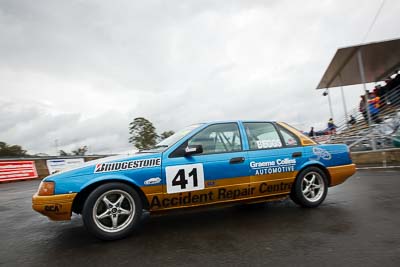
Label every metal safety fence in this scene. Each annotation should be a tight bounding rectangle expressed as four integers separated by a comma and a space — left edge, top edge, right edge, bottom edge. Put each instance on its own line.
313, 85, 400, 151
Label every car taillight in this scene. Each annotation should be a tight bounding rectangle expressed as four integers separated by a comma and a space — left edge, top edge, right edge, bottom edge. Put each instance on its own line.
38, 181, 55, 196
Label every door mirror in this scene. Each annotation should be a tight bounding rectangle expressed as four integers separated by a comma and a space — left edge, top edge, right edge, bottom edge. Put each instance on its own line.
184, 145, 203, 156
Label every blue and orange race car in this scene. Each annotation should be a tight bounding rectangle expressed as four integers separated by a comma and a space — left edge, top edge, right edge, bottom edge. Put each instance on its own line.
32, 121, 356, 240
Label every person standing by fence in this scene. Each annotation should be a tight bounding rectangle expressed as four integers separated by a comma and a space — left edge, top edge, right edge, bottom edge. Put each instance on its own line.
359, 95, 368, 123
348, 115, 356, 125
368, 92, 381, 123
327, 118, 337, 134
309, 127, 315, 137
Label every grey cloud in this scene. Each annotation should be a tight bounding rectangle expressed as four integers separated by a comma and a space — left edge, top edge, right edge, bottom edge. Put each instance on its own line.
1, 0, 400, 154
0, 101, 132, 154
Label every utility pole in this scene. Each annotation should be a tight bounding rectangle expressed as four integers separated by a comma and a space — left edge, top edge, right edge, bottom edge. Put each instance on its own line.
324, 88, 334, 120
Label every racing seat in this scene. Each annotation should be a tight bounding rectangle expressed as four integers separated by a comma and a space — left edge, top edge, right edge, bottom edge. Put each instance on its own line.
246, 128, 259, 150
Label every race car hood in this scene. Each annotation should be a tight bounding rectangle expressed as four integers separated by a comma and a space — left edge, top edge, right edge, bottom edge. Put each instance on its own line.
44, 152, 162, 181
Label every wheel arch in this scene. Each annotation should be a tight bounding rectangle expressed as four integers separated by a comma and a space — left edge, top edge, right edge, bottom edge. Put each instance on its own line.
72, 178, 149, 214
296, 162, 331, 186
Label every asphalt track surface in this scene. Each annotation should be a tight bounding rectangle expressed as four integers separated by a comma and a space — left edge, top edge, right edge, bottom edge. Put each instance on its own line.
1, 169, 400, 267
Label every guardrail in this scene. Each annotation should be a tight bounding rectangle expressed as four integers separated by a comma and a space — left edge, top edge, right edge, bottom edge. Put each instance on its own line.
315, 85, 400, 151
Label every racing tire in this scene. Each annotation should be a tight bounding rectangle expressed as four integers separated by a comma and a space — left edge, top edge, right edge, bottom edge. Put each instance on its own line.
82, 182, 143, 240
292, 167, 328, 208
289, 191, 301, 205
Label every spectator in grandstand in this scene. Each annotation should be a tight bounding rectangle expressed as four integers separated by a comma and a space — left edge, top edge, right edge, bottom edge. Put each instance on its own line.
327, 118, 337, 134
388, 73, 400, 107
393, 72, 400, 87
309, 127, 315, 137
373, 85, 387, 108
348, 115, 356, 125
382, 79, 393, 106
373, 85, 380, 96
380, 73, 400, 107
359, 95, 368, 122
368, 92, 381, 123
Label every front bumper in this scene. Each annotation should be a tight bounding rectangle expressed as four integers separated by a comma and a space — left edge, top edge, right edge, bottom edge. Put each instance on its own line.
32, 193, 77, 221
328, 164, 357, 186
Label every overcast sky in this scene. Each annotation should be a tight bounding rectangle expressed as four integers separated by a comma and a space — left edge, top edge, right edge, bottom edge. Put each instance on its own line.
1, 0, 400, 155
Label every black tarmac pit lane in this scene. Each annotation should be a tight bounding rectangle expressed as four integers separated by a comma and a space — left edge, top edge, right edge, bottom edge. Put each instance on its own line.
1, 169, 400, 266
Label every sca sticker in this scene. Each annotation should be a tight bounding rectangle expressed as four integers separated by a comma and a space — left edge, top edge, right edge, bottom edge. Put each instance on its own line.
165, 164, 205, 194
312, 147, 332, 160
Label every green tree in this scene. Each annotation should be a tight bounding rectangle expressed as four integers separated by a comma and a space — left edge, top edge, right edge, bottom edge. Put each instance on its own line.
129, 117, 158, 150
0, 141, 28, 157
72, 146, 88, 156
160, 130, 175, 140
59, 150, 69, 156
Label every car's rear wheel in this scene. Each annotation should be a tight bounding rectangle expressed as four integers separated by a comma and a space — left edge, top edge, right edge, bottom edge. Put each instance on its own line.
292, 167, 328, 208
82, 182, 142, 240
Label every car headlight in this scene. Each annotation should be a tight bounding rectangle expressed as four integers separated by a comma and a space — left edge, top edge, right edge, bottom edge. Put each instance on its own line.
38, 181, 55, 196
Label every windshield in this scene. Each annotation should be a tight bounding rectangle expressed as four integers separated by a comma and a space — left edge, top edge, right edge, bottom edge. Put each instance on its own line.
140, 123, 204, 153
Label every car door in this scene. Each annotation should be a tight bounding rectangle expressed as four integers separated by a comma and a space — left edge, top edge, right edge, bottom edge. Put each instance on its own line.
152, 123, 251, 211
242, 122, 305, 198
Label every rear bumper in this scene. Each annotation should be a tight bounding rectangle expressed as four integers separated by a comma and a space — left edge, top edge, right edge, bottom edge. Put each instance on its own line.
32, 193, 77, 221
328, 164, 356, 186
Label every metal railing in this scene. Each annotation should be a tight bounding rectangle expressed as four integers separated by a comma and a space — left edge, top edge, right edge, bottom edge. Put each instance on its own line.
315, 84, 400, 151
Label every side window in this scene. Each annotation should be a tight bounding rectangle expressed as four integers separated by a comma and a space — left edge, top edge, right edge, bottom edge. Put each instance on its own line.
244, 122, 282, 150
278, 126, 299, 147
187, 123, 242, 155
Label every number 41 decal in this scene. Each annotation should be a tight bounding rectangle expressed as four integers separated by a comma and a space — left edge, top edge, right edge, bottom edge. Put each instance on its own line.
166, 164, 205, 193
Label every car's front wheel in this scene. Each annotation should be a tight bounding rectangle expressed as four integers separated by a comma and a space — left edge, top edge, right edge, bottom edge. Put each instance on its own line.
291, 167, 328, 208
82, 182, 143, 240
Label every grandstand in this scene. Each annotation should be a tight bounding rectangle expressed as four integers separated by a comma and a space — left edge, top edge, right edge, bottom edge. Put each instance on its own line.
316, 38, 400, 151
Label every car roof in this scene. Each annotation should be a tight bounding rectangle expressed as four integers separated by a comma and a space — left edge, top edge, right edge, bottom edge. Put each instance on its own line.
200, 120, 276, 125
